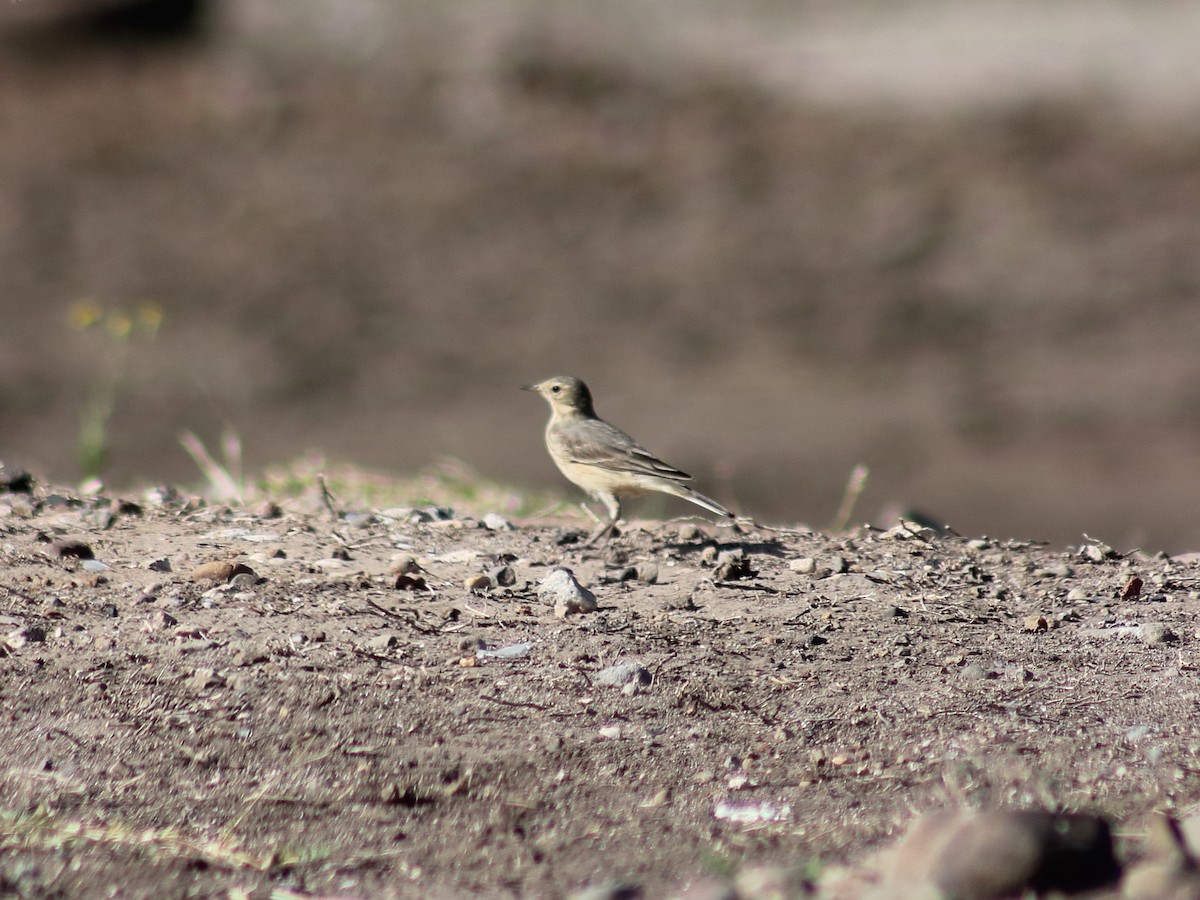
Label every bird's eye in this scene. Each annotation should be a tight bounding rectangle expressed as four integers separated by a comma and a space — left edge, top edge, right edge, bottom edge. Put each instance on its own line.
551, 385, 561, 393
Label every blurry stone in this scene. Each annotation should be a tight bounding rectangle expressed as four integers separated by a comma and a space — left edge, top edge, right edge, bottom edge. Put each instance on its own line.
829, 555, 850, 574
391, 554, 419, 575
253, 499, 282, 519
464, 574, 492, 592
595, 663, 651, 688
789, 557, 816, 574
0, 466, 33, 493
7, 625, 47, 650
733, 864, 811, 900
884, 809, 1120, 899
54, 540, 94, 560
145, 610, 178, 630
567, 882, 642, 900
394, 573, 429, 591
186, 668, 224, 691
482, 512, 514, 531
229, 572, 258, 591
488, 565, 517, 587
1023, 615, 1049, 633
1140, 623, 1177, 645
677, 523, 702, 542
147, 557, 172, 573
635, 563, 658, 584
539, 568, 597, 617
713, 548, 751, 581
1123, 576, 1144, 600
1123, 815, 1200, 899
365, 634, 398, 652
191, 561, 255, 583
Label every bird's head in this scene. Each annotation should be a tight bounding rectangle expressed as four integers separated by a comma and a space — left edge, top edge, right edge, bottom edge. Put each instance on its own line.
523, 376, 596, 417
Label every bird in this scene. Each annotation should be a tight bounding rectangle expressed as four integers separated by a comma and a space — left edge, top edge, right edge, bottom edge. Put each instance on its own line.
524, 375, 734, 543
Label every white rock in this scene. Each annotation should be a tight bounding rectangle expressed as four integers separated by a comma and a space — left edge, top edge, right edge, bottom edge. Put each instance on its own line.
539, 568, 597, 617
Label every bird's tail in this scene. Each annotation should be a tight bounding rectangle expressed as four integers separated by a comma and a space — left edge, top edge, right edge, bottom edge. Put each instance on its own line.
662, 483, 735, 519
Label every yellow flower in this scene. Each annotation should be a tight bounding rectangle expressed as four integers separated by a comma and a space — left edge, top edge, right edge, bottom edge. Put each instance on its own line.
136, 302, 163, 335
106, 310, 133, 341
68, 298, 104, 330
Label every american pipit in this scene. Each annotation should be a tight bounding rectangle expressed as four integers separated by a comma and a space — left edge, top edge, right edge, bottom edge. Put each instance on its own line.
525, 375, 734, 542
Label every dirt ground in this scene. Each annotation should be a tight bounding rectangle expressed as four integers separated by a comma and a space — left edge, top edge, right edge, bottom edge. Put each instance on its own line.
3, 475, 1199, 898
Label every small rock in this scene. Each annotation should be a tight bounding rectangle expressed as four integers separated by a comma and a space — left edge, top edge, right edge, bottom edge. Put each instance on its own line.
464, 574, 492, 592
186, 668, 225, 691
1066, 587, 1090, 601
391, 554, 419, 575
733, 866, 811, 900
1023, 615, 1049, 633
253, 500, 282, 519
54, 540, 94, 560
147, 558, 172, 573
1122, 576, 1144, 600
598, 725, 623, 740
713, 548, 752, 581
488, 565, 517, 587
229, 572, 258, 591
365, 634, 399, 653
191, 561, 255, 583
6, 625, 47, 650
539, 568, 597, 617
789, 557, 816, 574
595, 663, 652, 688
829, 555, 850, 574
567, 881, 643, 900
677, 523, 702, 542
144, 610, 178, 631
394, 573, 429, 591
885, 809, 1120, 898
634, 563, 658, 584
0, 466, 34, 493
482, 512, 514, 532
476, 641, 533, 660
1140, 623, 1177, 645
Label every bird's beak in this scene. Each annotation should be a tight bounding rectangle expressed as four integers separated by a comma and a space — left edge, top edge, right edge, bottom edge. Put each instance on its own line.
522, 382, 540, 393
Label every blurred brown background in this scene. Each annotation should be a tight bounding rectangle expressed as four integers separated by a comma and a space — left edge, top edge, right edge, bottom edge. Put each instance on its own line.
3, 0, 1200, 550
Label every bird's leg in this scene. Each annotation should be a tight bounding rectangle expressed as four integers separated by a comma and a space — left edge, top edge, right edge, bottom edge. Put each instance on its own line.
582, 494, 621, 546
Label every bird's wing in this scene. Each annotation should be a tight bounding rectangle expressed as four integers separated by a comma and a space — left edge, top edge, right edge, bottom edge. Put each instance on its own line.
555, 420, 693, 483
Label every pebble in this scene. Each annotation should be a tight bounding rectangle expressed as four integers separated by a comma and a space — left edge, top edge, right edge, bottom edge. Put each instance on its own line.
54, 540, 94, 560
789, 557, 816, 574
464, 574, 492, 592
713, 548, 752, 581
634, 563, 658, 584
365, 634, 399, 652
1140, 623, 1177, 645
885, 809, 1120, 898
488, 565, 517, 587
482, 513, 514, 532
1023, 615, 1049, 633
539, 568, 597, 617
677, 523, 702, 542
476, 641, 533, 660
186, 668, 225, 691
1066, 587, 1090, 601
191, 561, 256, 584
567, 881, 643, 900
7, 625, 47, 649
595, 663, 652, 688
146, 558, 172, 573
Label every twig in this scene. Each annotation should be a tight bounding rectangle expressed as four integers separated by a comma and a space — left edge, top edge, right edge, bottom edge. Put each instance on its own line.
317, 474, 339, 521
479, 695, 549, 712
830, 464, 869, 533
